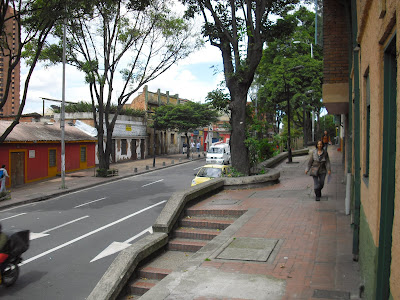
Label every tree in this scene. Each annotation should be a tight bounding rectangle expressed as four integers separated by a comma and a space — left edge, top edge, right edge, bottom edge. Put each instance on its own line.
153, 101, 219, 158
0, 0, 93, 142
254, 7, 323, 146
181, 0, 301, 175
40, 0, 198, 170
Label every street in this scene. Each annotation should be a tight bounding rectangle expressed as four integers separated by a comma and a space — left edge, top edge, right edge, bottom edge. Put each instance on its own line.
0, 159, 206, 299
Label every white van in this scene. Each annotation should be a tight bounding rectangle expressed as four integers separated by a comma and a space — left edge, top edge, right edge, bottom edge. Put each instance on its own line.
206, 143, 231, 165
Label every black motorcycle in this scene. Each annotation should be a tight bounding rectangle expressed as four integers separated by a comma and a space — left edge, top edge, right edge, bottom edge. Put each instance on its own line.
0, 230, 29, 287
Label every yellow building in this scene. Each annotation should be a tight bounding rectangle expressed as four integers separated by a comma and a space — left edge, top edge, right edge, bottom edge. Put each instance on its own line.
323, 1, 399, 299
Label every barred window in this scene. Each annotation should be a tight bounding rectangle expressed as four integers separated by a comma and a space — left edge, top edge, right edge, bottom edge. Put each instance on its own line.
49, 149, 56, 167
80, 147, 86, 162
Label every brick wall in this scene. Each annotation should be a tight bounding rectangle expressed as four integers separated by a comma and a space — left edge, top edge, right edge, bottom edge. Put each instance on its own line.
323, 0, 350, 84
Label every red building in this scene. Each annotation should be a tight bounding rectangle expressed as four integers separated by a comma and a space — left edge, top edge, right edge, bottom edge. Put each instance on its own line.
0, 121, 96, 188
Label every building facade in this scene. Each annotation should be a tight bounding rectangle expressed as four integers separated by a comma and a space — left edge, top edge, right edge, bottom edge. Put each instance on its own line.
323, 1, 399, 299
0, 121, 96, 188
128, 86, 190, 155
53, 113, 148, 164
0, 6, 20, 116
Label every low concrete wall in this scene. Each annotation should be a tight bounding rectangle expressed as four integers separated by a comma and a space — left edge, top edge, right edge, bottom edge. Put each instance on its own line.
153, 179, 225, 233
87, 233, 168, 300
88, 149, 310, 300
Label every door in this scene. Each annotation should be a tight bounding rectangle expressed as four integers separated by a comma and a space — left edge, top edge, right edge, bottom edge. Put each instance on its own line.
140, 139, 145, 159
10, 151, 25, 187
131, 139, 137, 160
376, 35, 396, 300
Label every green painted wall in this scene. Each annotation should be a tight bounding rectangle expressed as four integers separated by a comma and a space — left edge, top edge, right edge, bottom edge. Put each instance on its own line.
359, 204, 378, 299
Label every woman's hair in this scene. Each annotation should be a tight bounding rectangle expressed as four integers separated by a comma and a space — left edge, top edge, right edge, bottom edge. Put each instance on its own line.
315, 140, 323, 148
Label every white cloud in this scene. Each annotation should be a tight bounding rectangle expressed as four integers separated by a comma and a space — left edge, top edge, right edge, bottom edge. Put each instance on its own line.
20, 42, 224, 114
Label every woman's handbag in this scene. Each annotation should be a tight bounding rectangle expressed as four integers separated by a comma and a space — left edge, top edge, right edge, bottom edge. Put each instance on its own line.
309, 165, 320, 176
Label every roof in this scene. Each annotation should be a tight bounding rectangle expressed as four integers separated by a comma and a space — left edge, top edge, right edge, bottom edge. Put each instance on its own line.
0, 121, 97, 142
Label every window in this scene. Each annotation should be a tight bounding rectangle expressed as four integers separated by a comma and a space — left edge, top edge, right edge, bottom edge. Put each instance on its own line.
80, 147, 86, 162
171, 133, 175, 144
49, 149, 56, 167
121, 139, 127, 155
364, 72, 370, 178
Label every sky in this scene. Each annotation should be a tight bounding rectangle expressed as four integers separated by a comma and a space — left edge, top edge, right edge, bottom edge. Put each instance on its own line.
21, 33, 225, 115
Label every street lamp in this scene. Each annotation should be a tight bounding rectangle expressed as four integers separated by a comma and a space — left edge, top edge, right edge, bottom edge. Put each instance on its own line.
285, 65, 304, 163
146, 111, 156, 168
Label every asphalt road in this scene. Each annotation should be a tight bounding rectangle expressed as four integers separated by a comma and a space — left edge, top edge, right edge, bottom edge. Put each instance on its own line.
0, 159, 206, 299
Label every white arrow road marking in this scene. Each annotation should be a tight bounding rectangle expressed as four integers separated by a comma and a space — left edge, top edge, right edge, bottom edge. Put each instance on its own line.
74, 197, 106, 208
30, 216, 90, 240
141, 179, 164, 187
20, 200, 166, 266
0, 213, 26, 221
90, 226, 153, 262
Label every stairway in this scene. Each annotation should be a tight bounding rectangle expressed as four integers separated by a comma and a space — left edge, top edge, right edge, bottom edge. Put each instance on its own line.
120, 208, 246, 299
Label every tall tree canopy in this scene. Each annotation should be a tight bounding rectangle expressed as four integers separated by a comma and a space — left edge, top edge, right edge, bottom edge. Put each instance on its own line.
254, 7, 323, 146
39, 0, 198, 169
181, 0, 301, 174
0, 0, 93, 142
153, 101, 219, 158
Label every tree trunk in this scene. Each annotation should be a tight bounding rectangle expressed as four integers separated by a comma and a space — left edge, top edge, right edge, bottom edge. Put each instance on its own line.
186, 133, 190, 159
230, 88, 249, 175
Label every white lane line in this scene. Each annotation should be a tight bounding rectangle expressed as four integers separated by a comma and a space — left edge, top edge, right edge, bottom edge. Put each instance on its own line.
20, 200, 167, 266
74, 197, 106, 208
41, 216, 90, 234
141, 179, 164, 187
193, 166, 202, 170
124, 226, 153, 244
0, 213, 26, 221
52, 161, 198, 199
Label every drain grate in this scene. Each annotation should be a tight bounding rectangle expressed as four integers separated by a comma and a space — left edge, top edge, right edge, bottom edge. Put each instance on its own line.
216, 237, 278, 262
208, 199, 242, 205
313, 289, 350, 299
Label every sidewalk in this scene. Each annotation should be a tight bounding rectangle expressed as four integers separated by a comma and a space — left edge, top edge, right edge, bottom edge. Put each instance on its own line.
0, 152, 204, 210
140, 145, 363, 300
1, 146, 363, 299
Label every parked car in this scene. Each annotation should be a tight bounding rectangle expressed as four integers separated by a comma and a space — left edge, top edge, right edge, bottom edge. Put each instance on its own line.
191, 164, 231, 186
206, 143, 231, 165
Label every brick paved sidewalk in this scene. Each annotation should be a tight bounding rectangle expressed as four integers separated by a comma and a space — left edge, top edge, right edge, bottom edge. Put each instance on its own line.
183, 146, 362, 299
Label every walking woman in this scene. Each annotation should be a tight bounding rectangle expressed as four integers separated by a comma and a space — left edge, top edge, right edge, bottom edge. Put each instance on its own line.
305, 141, 331, 201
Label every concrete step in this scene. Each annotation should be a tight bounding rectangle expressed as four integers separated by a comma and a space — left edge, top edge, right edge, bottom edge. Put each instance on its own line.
138, 266, 171, 280
180, 216, 234, 230
129, 278, 158, 296
168, 238, 208, 252
185, 208, 246, 218
174, 227, 220, 240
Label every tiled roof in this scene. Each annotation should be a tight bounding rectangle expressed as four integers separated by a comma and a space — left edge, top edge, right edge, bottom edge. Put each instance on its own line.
0, 121, 97, 142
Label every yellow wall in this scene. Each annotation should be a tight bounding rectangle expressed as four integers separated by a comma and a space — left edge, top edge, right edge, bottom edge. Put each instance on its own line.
356, 0, 400, 297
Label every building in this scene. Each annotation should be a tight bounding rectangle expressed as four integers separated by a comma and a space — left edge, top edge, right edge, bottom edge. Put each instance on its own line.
0, 6, 20, 116
53, 113, 147, 164
0, 121, 96, 188
128, 86, 191, 155
323, 1, 399, 299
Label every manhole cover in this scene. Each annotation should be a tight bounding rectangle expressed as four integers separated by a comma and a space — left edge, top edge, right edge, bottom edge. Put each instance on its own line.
209, 199, 241, 205
313, 289, 350, 299
217, 237, 278, 262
